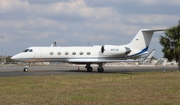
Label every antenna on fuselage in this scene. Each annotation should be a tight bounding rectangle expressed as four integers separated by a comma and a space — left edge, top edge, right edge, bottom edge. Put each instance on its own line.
50, 41, 56, 47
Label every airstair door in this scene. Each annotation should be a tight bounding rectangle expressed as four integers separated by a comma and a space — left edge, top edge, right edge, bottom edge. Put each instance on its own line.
35, 49, 41, 60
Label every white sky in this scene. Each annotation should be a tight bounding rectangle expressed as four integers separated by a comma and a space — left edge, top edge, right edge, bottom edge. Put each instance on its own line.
0, 0, 180, 58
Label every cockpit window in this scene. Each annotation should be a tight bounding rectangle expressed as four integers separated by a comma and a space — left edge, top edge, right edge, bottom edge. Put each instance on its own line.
23, 49, 33, 52
29, 49, 33, 52
23, 49, 29, 52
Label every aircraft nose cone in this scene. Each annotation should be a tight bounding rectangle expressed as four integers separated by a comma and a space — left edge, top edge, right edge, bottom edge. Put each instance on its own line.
11, 54, 21, 60
11, 55, 17, 60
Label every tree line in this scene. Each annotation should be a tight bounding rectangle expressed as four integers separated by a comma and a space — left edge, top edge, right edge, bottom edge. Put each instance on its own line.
160, 19, 180, 70
0, 56, 16, 64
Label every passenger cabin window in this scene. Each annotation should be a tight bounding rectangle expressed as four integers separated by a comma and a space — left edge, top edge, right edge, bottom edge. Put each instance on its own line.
72, 52, 76, 55
57, 52, 61, 55
87, 52, 91, 55
50, 52, 54, 55
79, 52, 83, 55
65, 52, 69, 55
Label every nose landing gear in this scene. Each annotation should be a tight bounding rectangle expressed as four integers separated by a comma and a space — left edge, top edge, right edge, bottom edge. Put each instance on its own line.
24, 63, 30, 72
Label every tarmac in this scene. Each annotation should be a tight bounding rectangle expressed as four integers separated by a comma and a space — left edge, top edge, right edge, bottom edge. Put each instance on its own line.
0, 65, 178, 77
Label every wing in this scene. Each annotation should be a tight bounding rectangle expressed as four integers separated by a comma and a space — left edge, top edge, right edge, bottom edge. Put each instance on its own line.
68, 58, 139, 63
68, 49, 155, 64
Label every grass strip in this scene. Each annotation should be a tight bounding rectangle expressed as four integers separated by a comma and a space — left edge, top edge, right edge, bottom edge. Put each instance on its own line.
0, 71, 180, 105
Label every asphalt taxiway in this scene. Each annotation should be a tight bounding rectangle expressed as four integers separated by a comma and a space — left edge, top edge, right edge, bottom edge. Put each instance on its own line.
0, 65, 178, 77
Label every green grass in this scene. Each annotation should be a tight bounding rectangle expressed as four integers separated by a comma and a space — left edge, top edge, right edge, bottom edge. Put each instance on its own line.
0, 71, 180, 105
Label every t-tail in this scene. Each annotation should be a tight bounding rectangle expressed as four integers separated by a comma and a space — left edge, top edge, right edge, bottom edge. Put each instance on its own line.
126, 29, 166, 56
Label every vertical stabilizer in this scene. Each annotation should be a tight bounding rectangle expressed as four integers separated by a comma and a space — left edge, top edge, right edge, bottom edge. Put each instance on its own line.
127, 29, 166, 51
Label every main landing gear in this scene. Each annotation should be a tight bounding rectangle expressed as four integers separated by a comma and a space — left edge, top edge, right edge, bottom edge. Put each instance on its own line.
24, 63, 30, 72
85, 63, 104, 73
85, 63, 93, 72
97, 63, 104, 72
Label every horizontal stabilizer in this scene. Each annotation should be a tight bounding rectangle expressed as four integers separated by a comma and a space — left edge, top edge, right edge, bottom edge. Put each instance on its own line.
143, 49, 156, 60
141, 29, 167, 32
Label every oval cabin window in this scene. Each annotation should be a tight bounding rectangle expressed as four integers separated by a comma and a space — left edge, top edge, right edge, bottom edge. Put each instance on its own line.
50, 52, 54, 55
79, 51, 83, 55
72, 52, 76, 55
65, 52, 69, 55
87, 52, 91, 55
57, 52, 61, 55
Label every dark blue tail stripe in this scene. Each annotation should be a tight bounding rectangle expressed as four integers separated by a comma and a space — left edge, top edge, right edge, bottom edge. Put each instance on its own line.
129, 46, 149, 57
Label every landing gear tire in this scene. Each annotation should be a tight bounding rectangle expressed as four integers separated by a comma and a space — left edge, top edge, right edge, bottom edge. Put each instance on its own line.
24, 63, 30, 72
87, 67, 93, 72
24, 68, 28, 72
98, 63, 104, 73
98, 68, 104, 73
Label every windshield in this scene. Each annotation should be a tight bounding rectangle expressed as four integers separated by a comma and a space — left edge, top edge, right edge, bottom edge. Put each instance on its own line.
23, 49, 33, 52
23, 49, 29, 52
29, 49, 33, 52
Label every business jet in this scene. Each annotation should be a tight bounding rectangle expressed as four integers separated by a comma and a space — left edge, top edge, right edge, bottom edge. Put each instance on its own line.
11, 29, 165, 72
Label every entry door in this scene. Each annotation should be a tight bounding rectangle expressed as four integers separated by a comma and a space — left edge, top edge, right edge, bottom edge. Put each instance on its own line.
35, 49, 41, 59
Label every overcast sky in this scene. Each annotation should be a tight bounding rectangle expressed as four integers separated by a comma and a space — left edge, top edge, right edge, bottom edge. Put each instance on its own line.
0, 0, 180, 58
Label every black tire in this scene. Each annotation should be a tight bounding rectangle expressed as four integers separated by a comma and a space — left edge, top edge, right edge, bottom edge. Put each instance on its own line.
87, 67, 93, 72
98, 68, 104, 73
24, 68, 28, 72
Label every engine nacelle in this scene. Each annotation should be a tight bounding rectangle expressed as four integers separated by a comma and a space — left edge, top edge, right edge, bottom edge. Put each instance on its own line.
101, 45, 131, 56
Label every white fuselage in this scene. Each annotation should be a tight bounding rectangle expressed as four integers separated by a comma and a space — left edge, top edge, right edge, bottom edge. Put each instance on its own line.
12, 45, 146, 63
